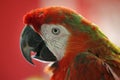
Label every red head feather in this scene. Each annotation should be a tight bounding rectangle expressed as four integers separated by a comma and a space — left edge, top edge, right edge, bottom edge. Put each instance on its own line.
23, 7, 76, 32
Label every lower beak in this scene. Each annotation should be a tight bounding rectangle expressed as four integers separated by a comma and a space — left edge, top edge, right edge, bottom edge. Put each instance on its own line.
20, 25, 57, 64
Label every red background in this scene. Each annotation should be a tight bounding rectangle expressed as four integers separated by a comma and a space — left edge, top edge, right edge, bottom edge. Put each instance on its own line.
0, 0, 47, 80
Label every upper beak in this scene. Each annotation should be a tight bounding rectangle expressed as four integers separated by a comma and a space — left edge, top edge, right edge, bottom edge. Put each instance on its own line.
20, 25, 57, 64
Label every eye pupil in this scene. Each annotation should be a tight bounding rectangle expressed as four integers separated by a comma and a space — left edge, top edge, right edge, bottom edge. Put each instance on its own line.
52, 28, 60, 35
54, 29, 58, 32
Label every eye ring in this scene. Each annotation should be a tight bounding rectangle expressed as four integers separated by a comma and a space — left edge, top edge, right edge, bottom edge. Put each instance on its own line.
52, 28, 60, 35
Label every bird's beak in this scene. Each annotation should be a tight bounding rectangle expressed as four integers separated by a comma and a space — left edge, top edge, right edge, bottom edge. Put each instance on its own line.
20, 25, 57, 64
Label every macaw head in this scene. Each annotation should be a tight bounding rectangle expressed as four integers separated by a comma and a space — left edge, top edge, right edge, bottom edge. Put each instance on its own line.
20, 7, 106, 64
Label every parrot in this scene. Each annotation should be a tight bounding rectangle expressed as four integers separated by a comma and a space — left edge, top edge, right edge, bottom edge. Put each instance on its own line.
20, 6, 120, 80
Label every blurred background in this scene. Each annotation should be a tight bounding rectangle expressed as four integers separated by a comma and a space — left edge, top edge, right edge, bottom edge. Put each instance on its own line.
0, 0, 120, 80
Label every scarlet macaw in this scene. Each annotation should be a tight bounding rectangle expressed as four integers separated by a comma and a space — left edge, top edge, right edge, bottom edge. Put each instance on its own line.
20, 7, 120, 80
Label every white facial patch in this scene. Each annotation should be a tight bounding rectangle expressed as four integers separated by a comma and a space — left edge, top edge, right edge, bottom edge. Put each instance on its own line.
40, 24, 70, 60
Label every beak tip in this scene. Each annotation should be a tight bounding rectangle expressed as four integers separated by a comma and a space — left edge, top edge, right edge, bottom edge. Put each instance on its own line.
21, 50, 34, 65
26, 57, 34, 64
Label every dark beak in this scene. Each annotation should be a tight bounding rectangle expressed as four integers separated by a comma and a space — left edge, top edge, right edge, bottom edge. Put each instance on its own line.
20, 25, 57, 64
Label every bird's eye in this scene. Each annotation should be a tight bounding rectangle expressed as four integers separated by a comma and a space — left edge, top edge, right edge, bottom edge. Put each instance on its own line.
52, 28, 60, 35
